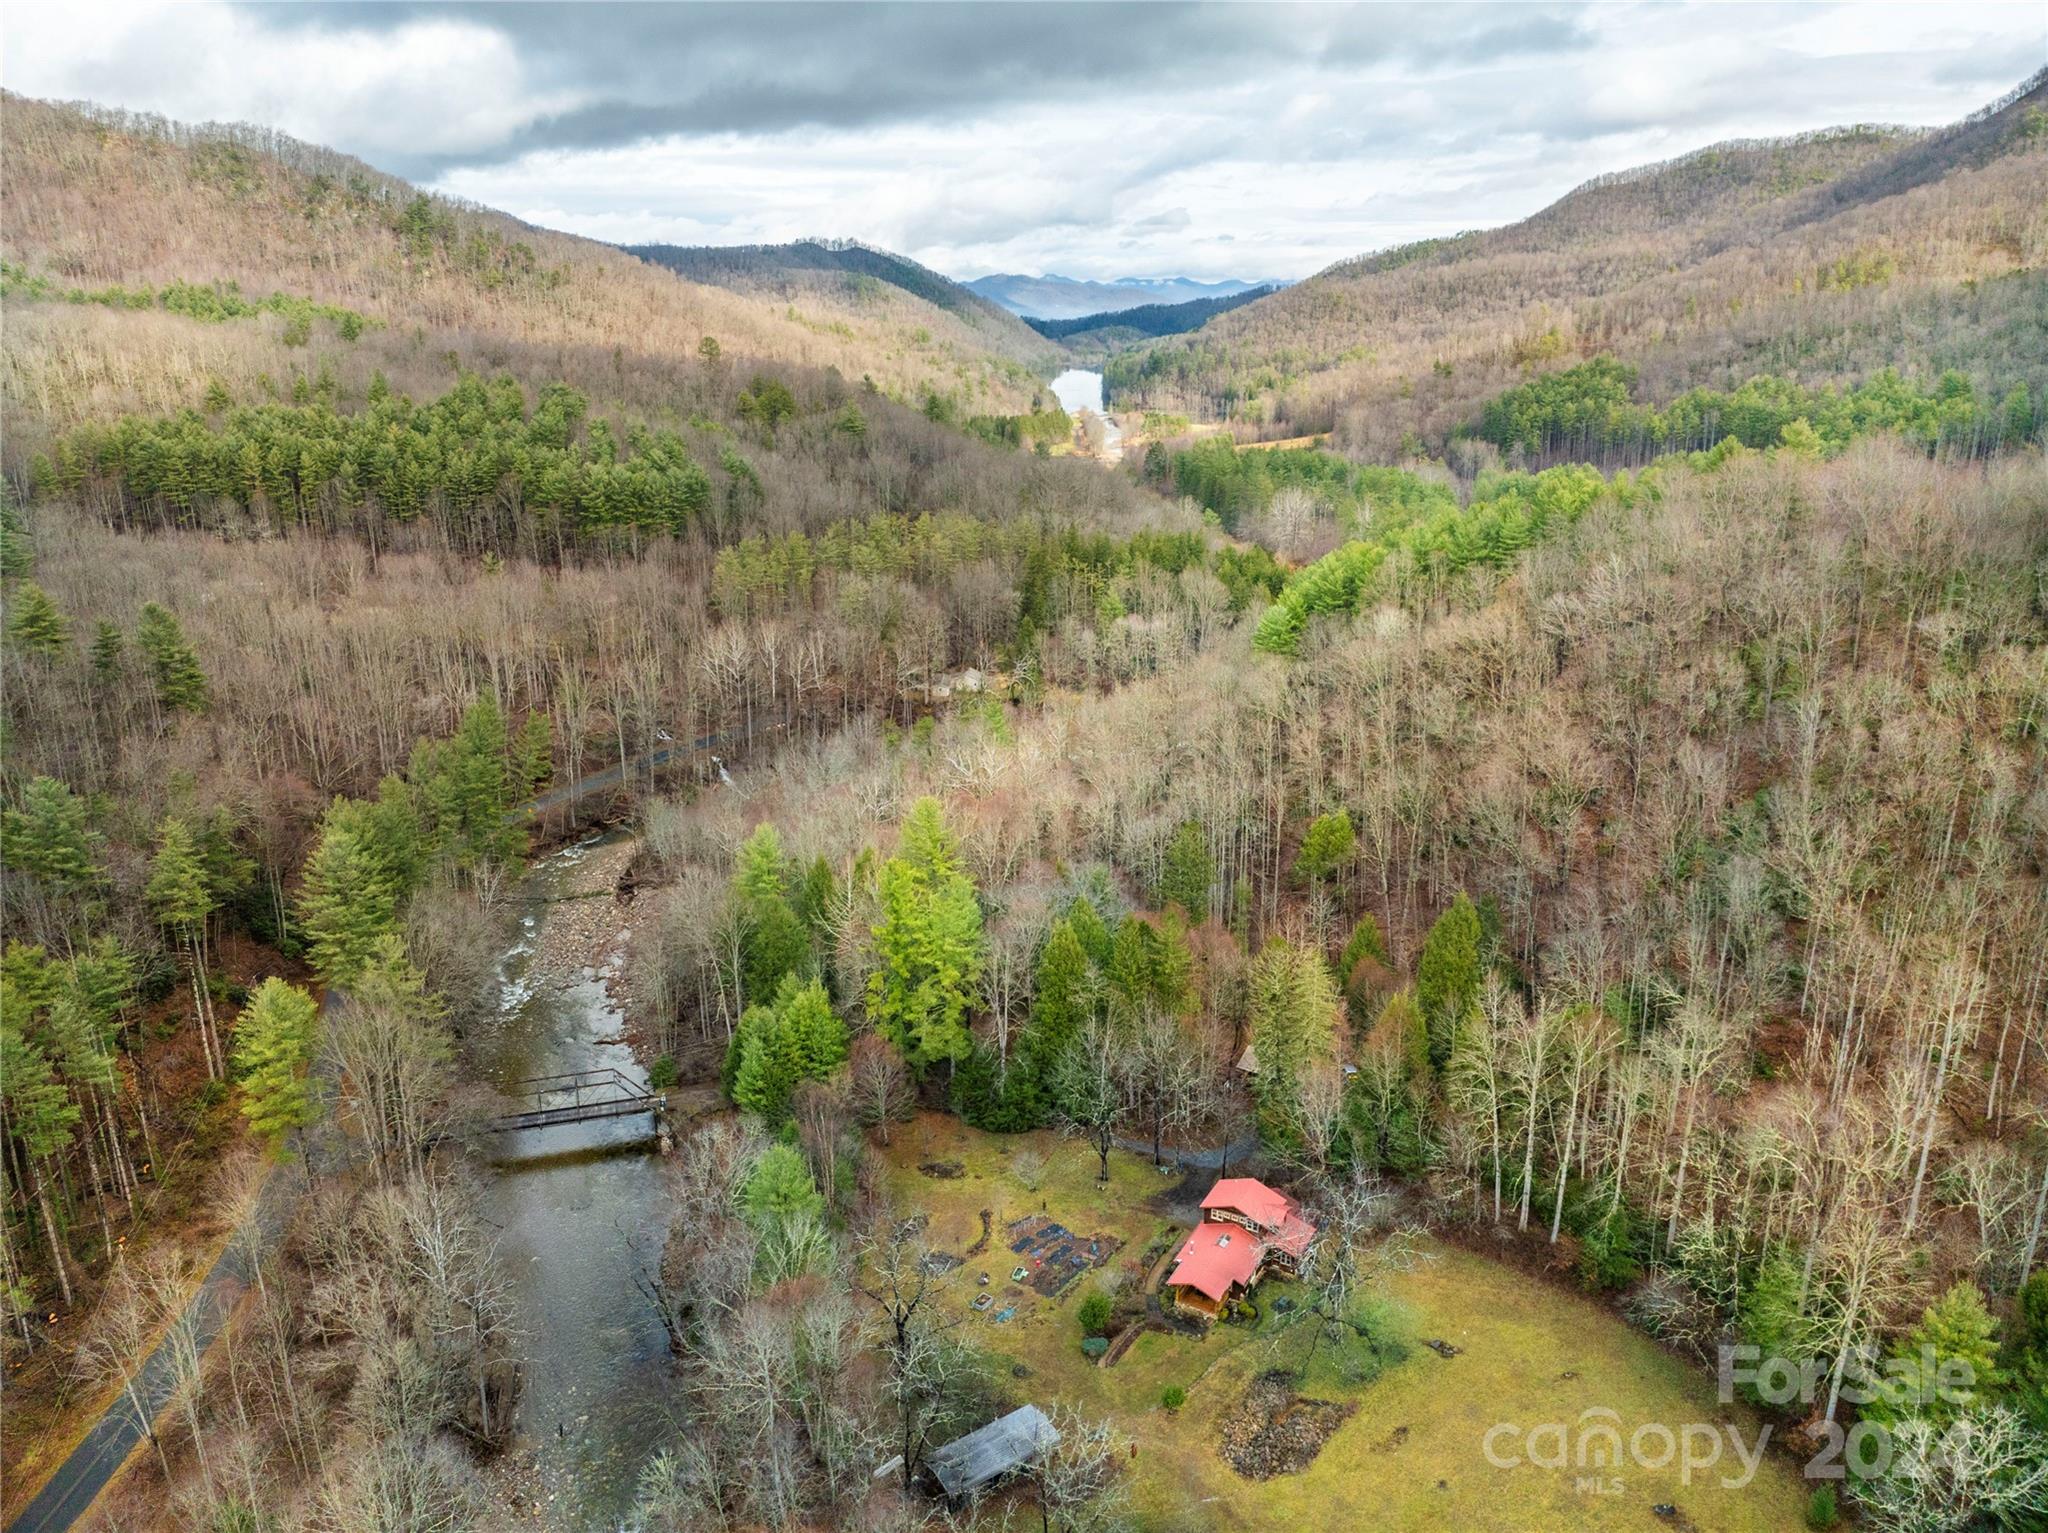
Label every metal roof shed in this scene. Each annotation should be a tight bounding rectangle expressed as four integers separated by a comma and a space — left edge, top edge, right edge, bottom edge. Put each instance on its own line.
927, 1404, 1060, 1501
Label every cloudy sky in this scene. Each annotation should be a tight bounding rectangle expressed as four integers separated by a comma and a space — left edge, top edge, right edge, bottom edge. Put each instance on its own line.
5, 2, 2042, 282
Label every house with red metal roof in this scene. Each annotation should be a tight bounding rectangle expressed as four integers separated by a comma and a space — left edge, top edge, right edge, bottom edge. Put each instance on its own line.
1163, 1177, 1317, 1322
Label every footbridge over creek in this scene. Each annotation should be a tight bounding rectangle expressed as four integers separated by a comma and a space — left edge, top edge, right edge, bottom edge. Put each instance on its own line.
482, 1067, 666, 1136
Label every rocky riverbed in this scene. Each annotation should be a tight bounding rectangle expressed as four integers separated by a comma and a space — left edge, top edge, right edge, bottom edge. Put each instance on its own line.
525, 836, 637, 1006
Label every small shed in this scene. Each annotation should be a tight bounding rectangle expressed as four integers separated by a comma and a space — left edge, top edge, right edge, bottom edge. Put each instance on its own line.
927, 1404, 1060, 1501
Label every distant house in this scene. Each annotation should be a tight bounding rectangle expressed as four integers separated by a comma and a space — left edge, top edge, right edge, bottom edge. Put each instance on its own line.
1163, 1177, 1318, 1322
926, 1403, 1060, 1502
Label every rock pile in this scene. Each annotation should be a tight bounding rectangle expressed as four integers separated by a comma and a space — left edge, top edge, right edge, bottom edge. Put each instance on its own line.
1218, 1371, 1357, 1480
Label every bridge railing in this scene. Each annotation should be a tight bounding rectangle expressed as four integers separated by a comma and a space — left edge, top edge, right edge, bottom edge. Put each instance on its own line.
483, 1067, 662, 1134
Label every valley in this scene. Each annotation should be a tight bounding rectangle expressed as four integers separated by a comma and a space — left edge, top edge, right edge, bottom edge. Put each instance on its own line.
1, 28, 2045, 1533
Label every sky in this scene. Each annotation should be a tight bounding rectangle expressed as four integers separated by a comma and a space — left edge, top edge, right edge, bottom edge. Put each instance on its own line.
4, 2, 2042, 283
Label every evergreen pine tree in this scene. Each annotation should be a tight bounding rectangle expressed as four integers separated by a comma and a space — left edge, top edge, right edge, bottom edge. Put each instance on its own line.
1065, 895, 1112, 968
146, 816, 224, 1077
0, 499, 30, 580
1294, 809, 1357, 884
1736, 1244, 1818, 1403
1340, 913, 1389, 975
782, 976, 848, 1078
1024, 918, 1094, 1089
5, 582, 69, 657
1246, 937, 1338, 1149
298, 808, 401, 987
742, 1143, 824, 1231
1417, 892, 1483, 1072
2003, 1271, 2048, 1430
732, 823, 808, 1005
1107, 915, 1158, 1025
723, 1001, 772, 1102
732, 1000, 804, 1121
136, 602, 209, 712
1873, 1281, 2004, 1427
515, 711, 553, 798
89, 621, 124, 682
231, 977, 320, 1154
0, 776, 101, 893
0, 1014, 82, 1304
866, 797, 983, 1072
414, 695, 521, 867
1157, 820, 1212, 921
794, 855, 838, 940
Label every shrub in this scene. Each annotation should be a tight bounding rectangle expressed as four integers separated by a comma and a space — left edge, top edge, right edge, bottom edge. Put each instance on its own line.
1080, 1336, 1109, 1360
648, 1054, 680, 1090
1804, 1485, 1837, 1529
1161, 1384, 1187, 1411
1077, 1289, 1113, 1337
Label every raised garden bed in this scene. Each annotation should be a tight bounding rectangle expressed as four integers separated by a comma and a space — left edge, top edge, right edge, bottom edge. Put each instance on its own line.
1006, 1214, 1123, 1297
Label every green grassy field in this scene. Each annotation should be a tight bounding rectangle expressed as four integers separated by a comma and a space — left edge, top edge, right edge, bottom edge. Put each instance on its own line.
878, 1114, 1812, 1532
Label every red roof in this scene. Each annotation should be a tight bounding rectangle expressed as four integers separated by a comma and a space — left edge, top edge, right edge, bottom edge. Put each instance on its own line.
1269, 1210, 1318, 1261
1166, 1220, 1262, 1301
1200, 1178, 1295, 1231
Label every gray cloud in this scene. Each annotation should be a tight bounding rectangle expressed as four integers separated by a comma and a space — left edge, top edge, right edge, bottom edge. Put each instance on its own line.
236, 1, 1598, 176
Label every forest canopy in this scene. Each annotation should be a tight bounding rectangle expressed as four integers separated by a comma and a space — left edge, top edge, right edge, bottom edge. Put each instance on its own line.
1476, 356, 2037, 462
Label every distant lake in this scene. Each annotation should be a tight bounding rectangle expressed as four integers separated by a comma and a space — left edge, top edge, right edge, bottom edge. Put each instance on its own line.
1049, 368, 1122, 459
1050, 368, 1105, 415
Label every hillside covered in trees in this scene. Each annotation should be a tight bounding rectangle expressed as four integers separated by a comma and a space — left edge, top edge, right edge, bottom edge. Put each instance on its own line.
2, 66, 2045, 1533
0, 94, 1055, 438
1106, 72, 2048, 459
629, 238, 1062, 375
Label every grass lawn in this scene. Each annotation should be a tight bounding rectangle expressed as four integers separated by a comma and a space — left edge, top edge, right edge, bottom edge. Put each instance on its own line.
877, 1115, 1812, 1533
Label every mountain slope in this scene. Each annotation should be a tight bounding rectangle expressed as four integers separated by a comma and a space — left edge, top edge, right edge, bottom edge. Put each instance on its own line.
968, 272, 1265, 320
0, 94, 1050, 440
1025, 285, 1277, 347
1108, 70, 2048, 454
628, 238, 1061, 374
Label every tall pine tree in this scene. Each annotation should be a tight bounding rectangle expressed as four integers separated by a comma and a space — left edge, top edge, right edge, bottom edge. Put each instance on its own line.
146, 817, 224, 1077
231, 977, 321, 1157
136, 602, 208, 713
298, 803, 403, 987
1417, 892, 1483, 1072
5, 582, 69, 657
866, 797, 983, 1073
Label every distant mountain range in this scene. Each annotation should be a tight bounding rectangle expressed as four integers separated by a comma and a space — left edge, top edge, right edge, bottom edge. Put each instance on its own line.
965, 273, 1275, 321
626, 238, 1059, 369
1024, 286, 1278, 345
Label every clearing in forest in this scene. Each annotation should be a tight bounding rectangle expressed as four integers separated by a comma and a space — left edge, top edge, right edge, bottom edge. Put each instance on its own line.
878, 1115, 1812, 1532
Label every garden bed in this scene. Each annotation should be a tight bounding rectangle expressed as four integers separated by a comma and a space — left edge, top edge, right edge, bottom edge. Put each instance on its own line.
1005, 1215, 1122, 1297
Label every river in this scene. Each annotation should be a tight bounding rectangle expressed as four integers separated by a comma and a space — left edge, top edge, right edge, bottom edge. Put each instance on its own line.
478, 836, 676, 1530
1049, 368, 1123, 460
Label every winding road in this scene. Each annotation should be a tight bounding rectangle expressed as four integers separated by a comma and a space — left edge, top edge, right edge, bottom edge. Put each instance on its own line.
6, 726, 747, 1533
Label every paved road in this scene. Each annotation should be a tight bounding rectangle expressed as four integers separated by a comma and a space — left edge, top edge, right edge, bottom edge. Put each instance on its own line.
6, 725, 765, 1532
5, 1038, 323, 1533
524, 721, 778, 819
5, 1212, 268, 1533
1112, 1132, 1260, 1172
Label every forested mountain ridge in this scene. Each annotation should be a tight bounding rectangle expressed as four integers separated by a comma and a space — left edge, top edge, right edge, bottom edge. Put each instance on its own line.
968, 271, 1267, 320
1025, 285, 1278, 349
1108, 71, 2048, 456
0, 94, 1051, 442
628, 238, 1063, 374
